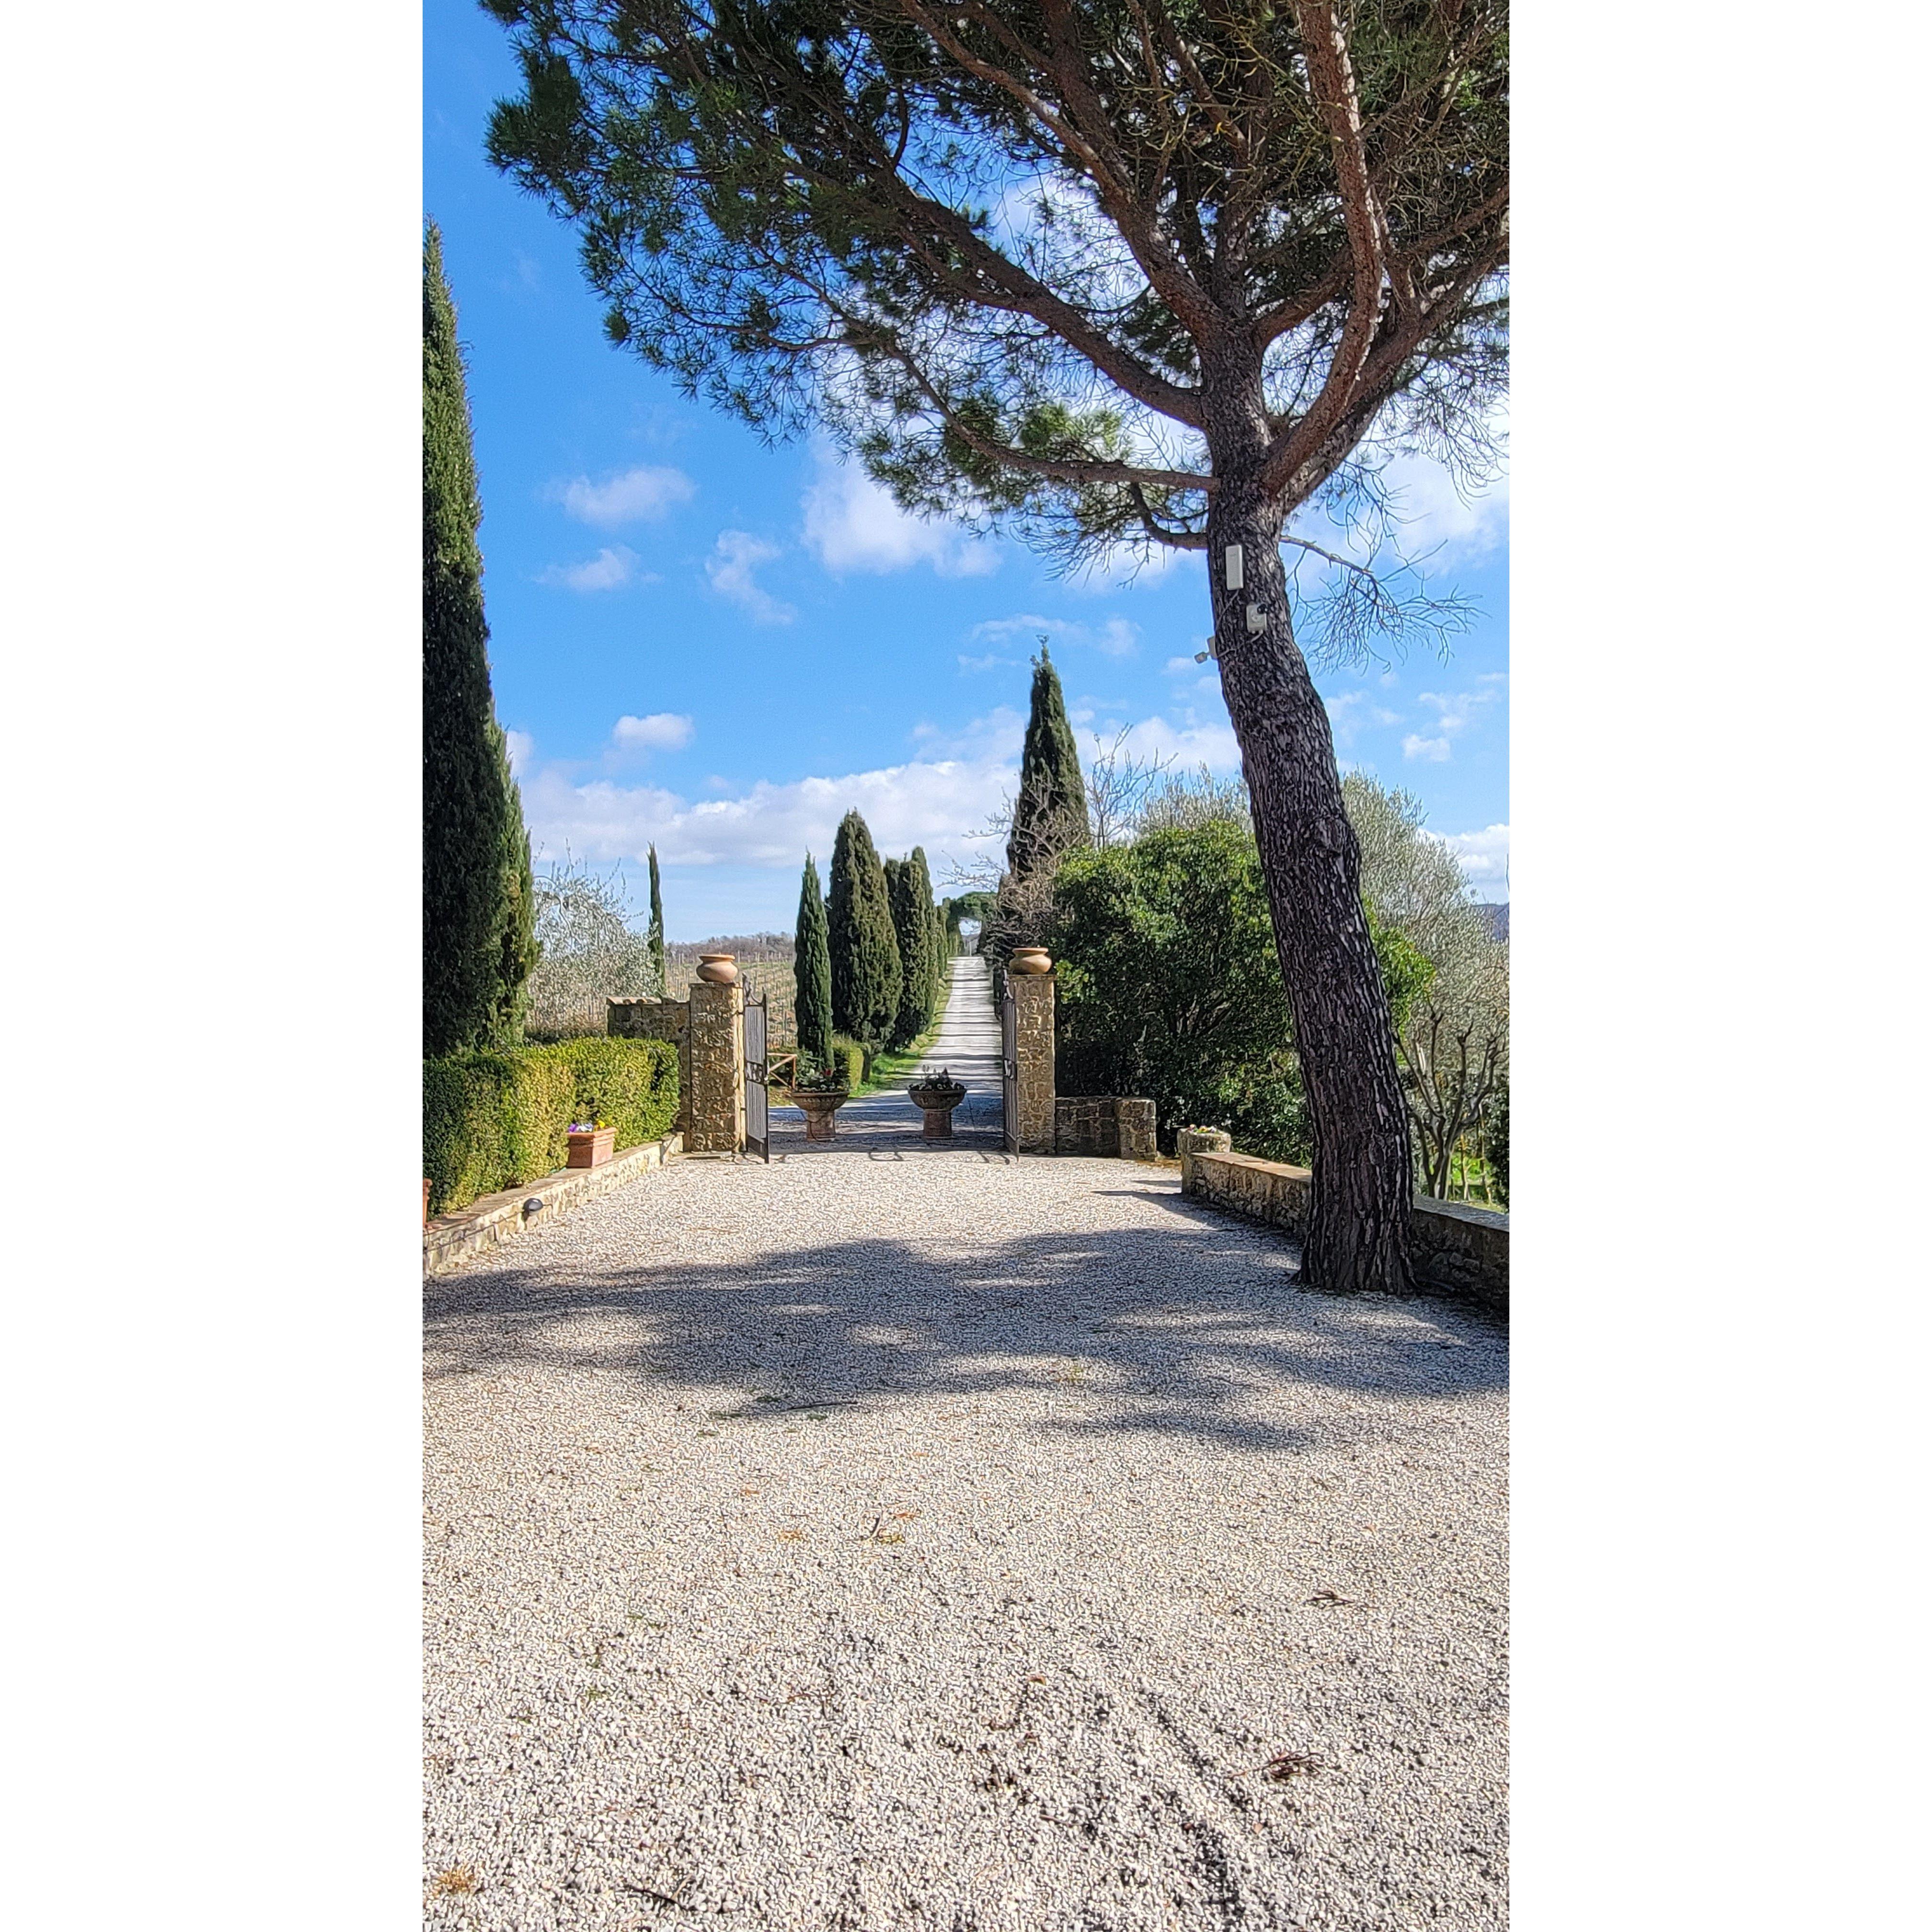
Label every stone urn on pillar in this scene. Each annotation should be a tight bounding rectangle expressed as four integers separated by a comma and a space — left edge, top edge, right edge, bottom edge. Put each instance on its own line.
695, 952, 739, 986
908, 1070, 969, 1140
1008, 946, 1052, 975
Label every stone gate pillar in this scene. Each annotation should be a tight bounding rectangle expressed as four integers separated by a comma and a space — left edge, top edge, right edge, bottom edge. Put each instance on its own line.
1009, 959, 1056, 1155
686, 973, 746, 1154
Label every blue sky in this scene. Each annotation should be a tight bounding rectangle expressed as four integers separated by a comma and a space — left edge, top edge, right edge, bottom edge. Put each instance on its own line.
426, 0, 1509, 941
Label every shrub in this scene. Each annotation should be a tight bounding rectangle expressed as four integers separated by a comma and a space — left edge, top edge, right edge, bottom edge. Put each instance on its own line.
424, 1036, 678, 1216
828, 1033, 867, 1091
546, 1035, 680, 1150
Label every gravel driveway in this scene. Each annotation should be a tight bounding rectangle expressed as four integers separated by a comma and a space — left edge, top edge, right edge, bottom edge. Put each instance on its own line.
424, 1149, 1507, 1931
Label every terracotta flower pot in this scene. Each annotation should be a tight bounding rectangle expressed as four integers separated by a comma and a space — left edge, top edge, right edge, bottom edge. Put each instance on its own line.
567, 1126, 617, 1168
909, 1083, 968, 1140
794, 1088, 849, 1141
696, 953, 739, 986
1009, 947, 1052, 974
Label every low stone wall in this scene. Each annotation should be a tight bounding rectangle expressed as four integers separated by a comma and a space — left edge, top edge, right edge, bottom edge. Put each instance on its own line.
423, 1133, 682, 1277
1183, 1150, 1508, 1316
1055, 1096, 1156, 1159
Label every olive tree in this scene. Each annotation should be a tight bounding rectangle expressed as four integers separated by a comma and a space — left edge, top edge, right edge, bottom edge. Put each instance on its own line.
484, 0, 1507, 1290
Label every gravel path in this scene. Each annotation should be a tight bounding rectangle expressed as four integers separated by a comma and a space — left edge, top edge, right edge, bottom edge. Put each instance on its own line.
424, 1146, 1507, 1930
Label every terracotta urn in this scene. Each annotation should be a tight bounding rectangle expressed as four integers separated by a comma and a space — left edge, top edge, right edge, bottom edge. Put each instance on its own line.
909, 1079, 968, 1140
696, 952, 739, 986
567, 1125, 617, 1168
794, 1087, 850, 1142
1009, 946, 1052, 975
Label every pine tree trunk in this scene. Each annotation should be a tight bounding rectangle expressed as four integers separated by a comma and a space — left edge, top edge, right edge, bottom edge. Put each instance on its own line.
1204, 467, 1416, 1296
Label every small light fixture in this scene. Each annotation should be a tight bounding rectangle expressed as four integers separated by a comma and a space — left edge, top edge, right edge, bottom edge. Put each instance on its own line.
522, 1196, 544, 1220
1224, 544, 1244, 591
1193, 638, 1217, 664
1246, 605, 1268, 634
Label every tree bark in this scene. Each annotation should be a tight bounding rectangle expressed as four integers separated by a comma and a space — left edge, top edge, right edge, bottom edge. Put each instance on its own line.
1203, 447, 1416, 1296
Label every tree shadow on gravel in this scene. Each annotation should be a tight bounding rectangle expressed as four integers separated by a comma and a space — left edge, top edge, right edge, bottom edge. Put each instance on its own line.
423, 1212, 1506, 1456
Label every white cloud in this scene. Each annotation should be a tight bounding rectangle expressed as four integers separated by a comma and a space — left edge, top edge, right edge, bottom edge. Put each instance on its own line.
958, 652, 1019, 674
801, 444, 998, 577
612, 712, 694, 752
504, 729, 534, 778
549, 465, 696, 529
706, 531, 794, 625
538, 546, 644, 593
1403, 733, 1452, 762
1164, 654, 1203, 675
971, 613, 1140, 658
1426, 823, 1510, 897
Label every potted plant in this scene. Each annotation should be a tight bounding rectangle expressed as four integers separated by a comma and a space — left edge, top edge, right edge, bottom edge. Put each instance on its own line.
566, 1118, 617, 1168
908, 1068, 969, 1140
790, 1062, 851, 1141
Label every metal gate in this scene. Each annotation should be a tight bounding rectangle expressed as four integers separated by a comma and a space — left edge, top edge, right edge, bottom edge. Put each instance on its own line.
1001, 986, 1018, 1154
743, 991, 770, 1162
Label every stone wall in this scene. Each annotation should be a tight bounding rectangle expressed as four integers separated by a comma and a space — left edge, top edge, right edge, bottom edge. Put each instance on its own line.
608, 996, 690, 1137
1184, 1150, 1508, 1317
1055, 1095, 1156, 1159
1010, 972, 1056, 1154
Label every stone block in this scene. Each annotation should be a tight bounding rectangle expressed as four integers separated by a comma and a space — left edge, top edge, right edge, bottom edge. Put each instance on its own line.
686, 979, 745, 1154
1054, 1094, 1157, 1158
1176, 1127, 1232, 1189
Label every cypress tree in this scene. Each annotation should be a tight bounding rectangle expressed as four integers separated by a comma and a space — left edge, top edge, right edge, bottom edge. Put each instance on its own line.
1006, 645, 1090, 883
794, 853, 834, 1067
646, 844, 666, 994
424, 218, 529, 1055
491, 740, 538, 1041
828, 809, 902, 1046
886, 853, 935, 1048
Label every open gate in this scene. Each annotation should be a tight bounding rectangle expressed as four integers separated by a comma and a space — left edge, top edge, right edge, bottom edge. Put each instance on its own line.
1001, 984, 1018, 1154
743, 991, 770, 1162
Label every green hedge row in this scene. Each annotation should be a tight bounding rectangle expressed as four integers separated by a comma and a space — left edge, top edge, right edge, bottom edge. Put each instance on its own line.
828, 1033, 869, 1090
425, 1035, 679, 1217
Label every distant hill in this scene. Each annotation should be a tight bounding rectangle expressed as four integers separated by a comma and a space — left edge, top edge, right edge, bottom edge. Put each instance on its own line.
1470, 902, 1509, 943
666, 931, 794, 964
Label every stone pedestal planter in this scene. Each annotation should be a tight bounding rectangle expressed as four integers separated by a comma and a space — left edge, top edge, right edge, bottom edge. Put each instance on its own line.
795, 1088, 850, 1141
909, 1081, 968, 1140
567, 1126, 617, 1169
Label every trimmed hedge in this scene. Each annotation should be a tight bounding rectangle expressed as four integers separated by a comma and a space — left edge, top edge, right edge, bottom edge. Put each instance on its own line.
828, 1033, 867, 1091
425, 1035, 679, 1216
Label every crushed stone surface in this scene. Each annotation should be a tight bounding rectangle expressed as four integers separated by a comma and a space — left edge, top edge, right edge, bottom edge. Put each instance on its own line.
424, 1145, 1507, 1930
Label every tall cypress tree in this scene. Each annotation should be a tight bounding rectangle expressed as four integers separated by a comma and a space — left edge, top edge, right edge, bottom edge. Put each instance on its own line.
1006, 646, 1090, 883
886, 854, 933, 1047
424, 218, 529, 1055
828, 809, 902, 1046
646, 844, 666, 994
794, 853, 834, 1067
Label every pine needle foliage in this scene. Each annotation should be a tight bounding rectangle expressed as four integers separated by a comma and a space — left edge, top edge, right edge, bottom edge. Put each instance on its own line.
423, 218, 533, 1056
794, 852, 835, 1067
828, 809, 902, 1046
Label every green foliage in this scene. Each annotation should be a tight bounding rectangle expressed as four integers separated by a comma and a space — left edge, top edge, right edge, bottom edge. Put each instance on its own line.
424, 1035, 679, 1216
827, 809, 902, 1046
1007, 648, 1089, 883
1485, 1076, 1509, 1207
887, 846, 940, 1047
646, 844, 666, 989
827, 1034, 867, 1092
423, 219, 532, 1055
793, 852, 834, 1067
1367, 907, 1436, 1037
1051, 823, 1305, 1162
